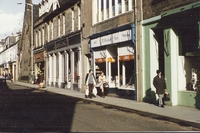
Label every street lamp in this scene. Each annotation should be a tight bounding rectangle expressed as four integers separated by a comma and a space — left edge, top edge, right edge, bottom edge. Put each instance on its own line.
17, 2, 34, 81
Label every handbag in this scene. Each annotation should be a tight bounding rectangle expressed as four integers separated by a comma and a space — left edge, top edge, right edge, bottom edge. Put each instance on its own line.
164, 92, 170, 101
103, 82, 109, 88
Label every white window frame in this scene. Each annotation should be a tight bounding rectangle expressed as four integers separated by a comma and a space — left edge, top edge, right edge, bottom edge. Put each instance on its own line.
78, 6, 81, 30
71, 8, 75, 32
35, 31, 38, 48
51, 20, 53, 40
39, 29, 41, 47
47, 23, 50, 42
93, 0, 133, 24
58, 16, 60, 37
42, 27, 45, 45
62, 13, 65, 35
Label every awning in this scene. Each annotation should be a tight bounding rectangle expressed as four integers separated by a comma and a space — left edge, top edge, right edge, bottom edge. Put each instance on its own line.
107, 57, 116, 63
95, 58, 106, 63
119, 55, 134, 61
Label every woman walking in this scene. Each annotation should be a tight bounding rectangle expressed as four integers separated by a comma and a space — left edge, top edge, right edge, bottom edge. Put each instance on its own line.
98, 72, 106, 98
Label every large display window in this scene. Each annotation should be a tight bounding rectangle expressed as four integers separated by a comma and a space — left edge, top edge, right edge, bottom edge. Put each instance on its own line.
119, 60, 134, 86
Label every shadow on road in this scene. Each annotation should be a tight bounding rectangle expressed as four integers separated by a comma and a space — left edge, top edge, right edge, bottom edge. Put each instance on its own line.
0, 83, 82, 132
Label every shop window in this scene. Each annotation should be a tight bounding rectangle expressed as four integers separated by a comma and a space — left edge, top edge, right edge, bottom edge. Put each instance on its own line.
56, 54, 59, 81
119, 60, 134, 86
179, 25, 200, 91
74, 51, 78, 83
111, 61, 117, 82
68, 54, 71, 82
95, 62, 106, 81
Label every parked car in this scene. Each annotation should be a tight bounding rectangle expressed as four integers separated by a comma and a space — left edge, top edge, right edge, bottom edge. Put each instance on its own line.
0, 76, 8, 89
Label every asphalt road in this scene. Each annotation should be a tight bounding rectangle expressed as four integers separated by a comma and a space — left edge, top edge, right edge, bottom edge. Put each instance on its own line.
0, 83, 195, 132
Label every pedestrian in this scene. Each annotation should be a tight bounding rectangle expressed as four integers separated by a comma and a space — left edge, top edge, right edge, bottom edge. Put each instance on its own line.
153, 70, 167, 108
9, 73, 13, 82
85, 69, 96, 99
98, 72, 106, 98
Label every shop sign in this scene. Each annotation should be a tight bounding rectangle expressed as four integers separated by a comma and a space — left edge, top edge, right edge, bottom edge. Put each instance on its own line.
91, 38, 100, 48
91, 29, 132, 48
36, 55, 40, 59
113, 32, 120, 43
35, 52, 44, 62
121, 30, 131, 42
101, 34, 112, 46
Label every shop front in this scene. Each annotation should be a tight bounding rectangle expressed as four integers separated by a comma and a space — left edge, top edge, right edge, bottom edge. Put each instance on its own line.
34, 52, 45, 84
142, 1, 200, 108
90, 24, 136, 100
45, 33, 82, 90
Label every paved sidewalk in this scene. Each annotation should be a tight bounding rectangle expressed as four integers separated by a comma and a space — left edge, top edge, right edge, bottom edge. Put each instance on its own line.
9, 81, 200, 129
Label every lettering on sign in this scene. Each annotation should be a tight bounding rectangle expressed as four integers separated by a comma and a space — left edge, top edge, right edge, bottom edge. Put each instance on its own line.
121, 30, 131, 42
54, 42, 66, 49
91, 29, 132, 48
91, 38, 100, 48
101, 34, 112, 46
113, 32, 120, 43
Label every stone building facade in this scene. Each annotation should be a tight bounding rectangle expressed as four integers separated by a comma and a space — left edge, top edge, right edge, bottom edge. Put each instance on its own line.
82, 0, 142, 100
34, 0, 82, 90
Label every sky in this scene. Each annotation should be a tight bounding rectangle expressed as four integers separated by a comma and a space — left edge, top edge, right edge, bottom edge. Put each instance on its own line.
0, 0, 41, 40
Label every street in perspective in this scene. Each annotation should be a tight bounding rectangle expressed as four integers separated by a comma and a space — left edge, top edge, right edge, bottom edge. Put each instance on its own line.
0, 82, 198, 132
0, 0, 200, 132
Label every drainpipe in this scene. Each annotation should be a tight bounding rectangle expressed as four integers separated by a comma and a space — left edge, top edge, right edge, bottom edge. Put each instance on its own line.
131, 24, 136, 100
134, 0, 138, 101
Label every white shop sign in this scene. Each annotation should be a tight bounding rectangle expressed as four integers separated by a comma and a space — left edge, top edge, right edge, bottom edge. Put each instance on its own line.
91, 30, 132, 48
121, 30, 132, 42
101, 34, 112, 46
91, 37, 100, 48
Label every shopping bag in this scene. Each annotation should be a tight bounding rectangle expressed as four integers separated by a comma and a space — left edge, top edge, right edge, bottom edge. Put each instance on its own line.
93, 87, 97, 96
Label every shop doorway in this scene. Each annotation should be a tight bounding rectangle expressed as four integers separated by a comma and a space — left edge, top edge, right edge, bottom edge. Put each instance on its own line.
153, 29, 165, 75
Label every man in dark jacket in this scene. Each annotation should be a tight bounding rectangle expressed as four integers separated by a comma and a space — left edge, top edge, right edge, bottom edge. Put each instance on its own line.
153, 70, 167, 108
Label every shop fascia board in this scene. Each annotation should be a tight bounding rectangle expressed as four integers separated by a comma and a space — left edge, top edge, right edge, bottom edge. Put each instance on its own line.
161, 1, 200, 18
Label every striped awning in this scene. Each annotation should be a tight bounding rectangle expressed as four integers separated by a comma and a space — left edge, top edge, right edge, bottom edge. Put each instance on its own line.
119, 55, 134, 61
95, 58, 106, 63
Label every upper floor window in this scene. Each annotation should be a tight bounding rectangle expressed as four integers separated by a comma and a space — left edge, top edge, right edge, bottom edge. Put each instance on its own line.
50, 20, 53, 40
94, 0, 134, 24
62, 13, 65, 35
71, 8, 75, 32
35, 31, 38, 48
42, 27, 45, 45
39, 29, 41, 47
78, 6, 81, 30
46, 23, 50, 42
58, 16, 60, 37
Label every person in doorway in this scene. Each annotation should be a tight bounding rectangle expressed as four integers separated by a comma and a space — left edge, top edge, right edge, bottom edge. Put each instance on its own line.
98, 72, 106, 98
85, 69, 96, 99
153, 70, 167, 108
